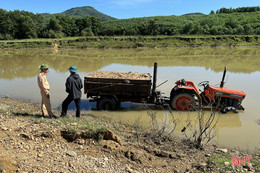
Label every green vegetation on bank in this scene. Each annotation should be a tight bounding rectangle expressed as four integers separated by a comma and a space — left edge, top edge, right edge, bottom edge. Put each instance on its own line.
33, 116, 107, 139
1, 35, 260, 49
207, 155, 234, 172
207, 155, 260, 172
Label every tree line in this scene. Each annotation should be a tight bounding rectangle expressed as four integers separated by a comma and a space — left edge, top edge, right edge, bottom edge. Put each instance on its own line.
0, 9, 101, 40
215, 6, 260, 14
100, 11, 260, 36
1, 7, 260, 40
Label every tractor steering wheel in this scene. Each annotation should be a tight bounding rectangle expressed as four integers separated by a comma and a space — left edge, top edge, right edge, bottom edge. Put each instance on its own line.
198, 81, 209, 88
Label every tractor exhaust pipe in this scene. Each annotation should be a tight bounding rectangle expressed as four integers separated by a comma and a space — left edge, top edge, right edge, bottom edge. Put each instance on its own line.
152, 62, 157, 94
150, 62, 158, 103
220, 66, 226, 88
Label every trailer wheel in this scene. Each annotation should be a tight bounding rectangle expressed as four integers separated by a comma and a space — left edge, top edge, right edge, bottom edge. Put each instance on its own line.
170, 93, 196, 111
97, 98, 116, 110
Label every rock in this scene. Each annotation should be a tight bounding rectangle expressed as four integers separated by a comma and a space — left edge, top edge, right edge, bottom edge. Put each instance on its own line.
37, 153, 43, 158
1, 127, 8, 131
19, 133, 30, 139
61, 130, 77, 142
4, 137, 11, 141
153, 150, 174, 158
78, 145, 84, 150
125, 165, 136, 173
66, 151, 77, 157
216, 148, 228, 153
173, 169, 180, 173
124, 150, 143, 164
40, 131, 53, 138
71, 123, 77, 126
230, 149, 239, 154
205, 154, 211, 157
185, 168, 190, 172
243, 164, 253, 171
75, 139, 85, 145
200, 162, 207, 167
104, 157, 109, 161
69, 162, 74, 168
103, 130, 123, 145
224, 162, 230, 166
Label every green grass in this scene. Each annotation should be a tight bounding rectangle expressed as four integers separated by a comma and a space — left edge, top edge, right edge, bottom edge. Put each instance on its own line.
31, 116, 106, 133
207, 155, 233, 172
60, 117, 106, 131
0, 109, 6, 114
251, 159, 260, 172
1, 35, 260, 49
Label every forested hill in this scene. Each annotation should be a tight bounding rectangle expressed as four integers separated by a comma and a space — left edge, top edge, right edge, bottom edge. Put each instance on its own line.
41, 6, 116, 21
1, 6, 260, 40
61, 6, 116, 21
100, 10, 260, 36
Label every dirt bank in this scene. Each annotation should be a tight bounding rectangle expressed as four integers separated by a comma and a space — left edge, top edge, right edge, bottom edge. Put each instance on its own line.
0, 97, 259, 172
1, 36, 260, 49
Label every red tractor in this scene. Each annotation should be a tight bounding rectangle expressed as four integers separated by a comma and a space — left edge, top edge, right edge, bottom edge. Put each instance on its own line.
169, 68, 246, 113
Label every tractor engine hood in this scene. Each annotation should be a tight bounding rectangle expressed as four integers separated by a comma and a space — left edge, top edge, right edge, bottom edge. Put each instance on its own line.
205, 85, 246, 100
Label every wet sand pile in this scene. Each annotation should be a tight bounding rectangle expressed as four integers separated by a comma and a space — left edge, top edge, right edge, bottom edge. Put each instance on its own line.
87, 71, 151, 80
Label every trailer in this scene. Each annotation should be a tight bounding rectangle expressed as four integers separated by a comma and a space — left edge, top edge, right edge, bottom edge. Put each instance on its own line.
84, 63, 166, 110
84, 63, 246, 113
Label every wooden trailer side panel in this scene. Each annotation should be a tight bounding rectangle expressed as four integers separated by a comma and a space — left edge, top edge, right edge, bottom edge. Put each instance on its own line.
84, 77, 152, 99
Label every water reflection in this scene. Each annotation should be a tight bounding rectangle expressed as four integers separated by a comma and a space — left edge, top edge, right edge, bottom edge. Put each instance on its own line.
1, 47, 260, 79
91, 108, 242, 129
0, 47, 260, 151
90, 108, 246, 149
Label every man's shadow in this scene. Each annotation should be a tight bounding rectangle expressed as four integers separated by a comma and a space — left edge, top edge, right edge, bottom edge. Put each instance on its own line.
56, 99, 96, 111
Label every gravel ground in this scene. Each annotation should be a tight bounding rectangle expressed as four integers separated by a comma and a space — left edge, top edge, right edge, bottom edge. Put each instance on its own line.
0, 98, 259, 173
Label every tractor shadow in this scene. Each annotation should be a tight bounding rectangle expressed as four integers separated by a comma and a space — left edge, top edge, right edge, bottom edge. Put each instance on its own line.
56, 99, 163, 111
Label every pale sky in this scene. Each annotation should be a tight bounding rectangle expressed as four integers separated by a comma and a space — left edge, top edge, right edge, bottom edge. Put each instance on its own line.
1, 0, 260, 19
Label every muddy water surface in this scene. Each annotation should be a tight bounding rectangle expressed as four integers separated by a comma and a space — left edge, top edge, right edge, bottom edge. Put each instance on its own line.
0, 47, 260, 151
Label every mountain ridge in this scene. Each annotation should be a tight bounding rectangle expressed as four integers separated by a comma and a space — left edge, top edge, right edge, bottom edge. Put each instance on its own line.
40, 6, 116, 21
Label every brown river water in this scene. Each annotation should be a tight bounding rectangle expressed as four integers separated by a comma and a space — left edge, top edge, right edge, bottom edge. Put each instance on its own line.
0, 47, 260, 151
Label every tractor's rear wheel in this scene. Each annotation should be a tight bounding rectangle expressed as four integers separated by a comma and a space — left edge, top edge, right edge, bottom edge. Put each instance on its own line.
97, 97, 116, 110
170, 93, 196, 111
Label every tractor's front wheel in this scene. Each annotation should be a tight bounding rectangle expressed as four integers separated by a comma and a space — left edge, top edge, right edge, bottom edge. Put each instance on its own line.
170, 93, 196, 111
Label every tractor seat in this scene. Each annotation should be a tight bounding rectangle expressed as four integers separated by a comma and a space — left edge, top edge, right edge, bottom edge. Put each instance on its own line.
180, 79, 186, 85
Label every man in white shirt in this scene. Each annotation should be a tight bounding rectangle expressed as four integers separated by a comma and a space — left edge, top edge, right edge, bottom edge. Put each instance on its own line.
37, 64, 55, 118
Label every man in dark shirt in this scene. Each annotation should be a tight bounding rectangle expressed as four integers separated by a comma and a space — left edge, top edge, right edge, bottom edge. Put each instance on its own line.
61, 66, 83, 118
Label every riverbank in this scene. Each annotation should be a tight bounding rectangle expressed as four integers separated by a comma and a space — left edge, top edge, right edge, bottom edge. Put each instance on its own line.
1, 35, 260, 49
0, 97, 259, 172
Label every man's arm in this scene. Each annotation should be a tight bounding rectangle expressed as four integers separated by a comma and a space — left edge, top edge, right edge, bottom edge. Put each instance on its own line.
79, 78, 83, 89
65, 78, 71, 93
38, 74, 49, 96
